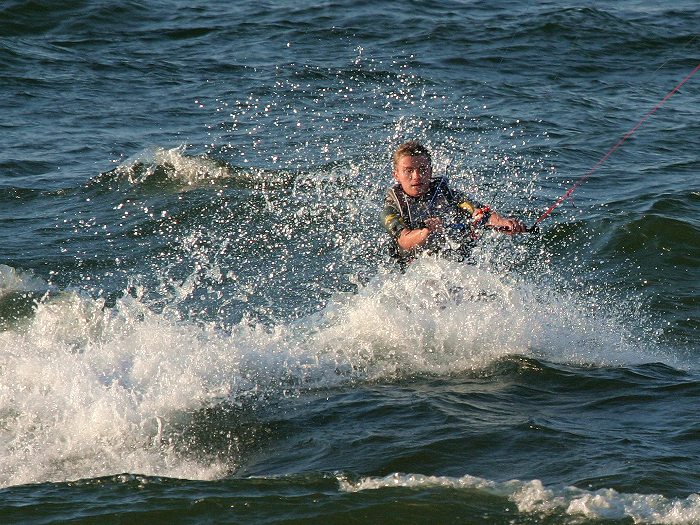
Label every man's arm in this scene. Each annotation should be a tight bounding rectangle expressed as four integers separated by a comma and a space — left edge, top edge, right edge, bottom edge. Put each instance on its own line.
396, 217, 443, 251
454, 190, 526, 234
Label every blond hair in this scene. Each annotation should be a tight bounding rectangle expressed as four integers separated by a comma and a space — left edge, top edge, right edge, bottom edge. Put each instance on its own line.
392, 141, 432, 169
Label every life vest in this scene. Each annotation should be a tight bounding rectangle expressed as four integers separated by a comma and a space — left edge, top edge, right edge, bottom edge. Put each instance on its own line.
383, 178, 488, 266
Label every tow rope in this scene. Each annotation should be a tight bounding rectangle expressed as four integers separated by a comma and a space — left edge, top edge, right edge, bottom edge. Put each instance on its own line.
533, 62, 700, 229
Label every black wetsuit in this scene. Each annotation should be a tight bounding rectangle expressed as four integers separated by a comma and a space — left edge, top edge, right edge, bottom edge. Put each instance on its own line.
380, 177, 489, 266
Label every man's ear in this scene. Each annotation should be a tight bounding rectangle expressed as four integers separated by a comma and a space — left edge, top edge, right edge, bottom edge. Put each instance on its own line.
392, 169, 399, 182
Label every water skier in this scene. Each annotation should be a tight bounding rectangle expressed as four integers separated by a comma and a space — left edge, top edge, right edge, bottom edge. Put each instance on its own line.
381, 141, 526, 267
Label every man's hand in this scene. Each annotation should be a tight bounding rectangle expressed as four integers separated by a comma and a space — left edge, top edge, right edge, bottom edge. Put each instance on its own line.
499, 217, 527, 233
488, 213, 528, 234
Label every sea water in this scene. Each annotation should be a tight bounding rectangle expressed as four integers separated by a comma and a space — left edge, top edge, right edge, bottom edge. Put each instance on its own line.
1, 1, 699, 523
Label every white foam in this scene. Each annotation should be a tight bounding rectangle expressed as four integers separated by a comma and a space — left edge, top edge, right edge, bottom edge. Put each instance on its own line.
113, 145, 232, 188
0, 264, 50, 297
0, 291, 232, 486
312, 256, 660, 375
339, 473, 700, 524
0, 258, 665, 487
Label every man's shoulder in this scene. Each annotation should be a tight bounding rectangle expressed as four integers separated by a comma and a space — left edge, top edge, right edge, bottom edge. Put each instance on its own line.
384, 183, 404, 202
386, 182, 403, 194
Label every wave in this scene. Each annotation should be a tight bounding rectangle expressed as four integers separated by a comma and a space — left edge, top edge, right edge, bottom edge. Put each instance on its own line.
0, 254, 671, 487
0, 0, 161, 38
0, 265, 54, 330
7, 469, 699, 524
89, 146, 232, 191
87, 146, 298, 193
0, 264, 49, 294
339, 472, 700, 524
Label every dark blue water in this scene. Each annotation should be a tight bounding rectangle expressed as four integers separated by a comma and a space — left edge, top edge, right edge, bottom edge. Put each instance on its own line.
1, 1, 699, 523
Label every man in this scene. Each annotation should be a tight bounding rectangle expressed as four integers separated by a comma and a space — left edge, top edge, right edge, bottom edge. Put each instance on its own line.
381, 141, 526, 266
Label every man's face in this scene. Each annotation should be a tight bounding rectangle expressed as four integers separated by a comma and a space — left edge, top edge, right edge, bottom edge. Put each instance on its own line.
393, 155, 432, 198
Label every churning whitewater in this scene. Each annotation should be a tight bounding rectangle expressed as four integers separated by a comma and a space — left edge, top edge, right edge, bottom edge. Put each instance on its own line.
1, 0, 699, 523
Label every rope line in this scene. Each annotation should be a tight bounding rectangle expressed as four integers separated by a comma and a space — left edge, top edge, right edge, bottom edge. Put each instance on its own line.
534, 62, 700, 227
